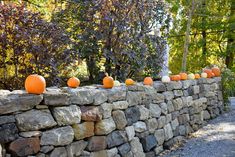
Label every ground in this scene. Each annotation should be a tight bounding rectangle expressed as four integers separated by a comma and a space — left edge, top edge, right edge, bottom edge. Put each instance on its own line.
161, 105, 235, 157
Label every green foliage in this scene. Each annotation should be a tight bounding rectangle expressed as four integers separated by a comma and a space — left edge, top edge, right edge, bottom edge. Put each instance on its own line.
222, 68, 235, 105
167, 0, 234, 74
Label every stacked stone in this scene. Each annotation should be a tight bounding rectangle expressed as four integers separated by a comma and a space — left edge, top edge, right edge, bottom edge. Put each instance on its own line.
0, 77, 224, 157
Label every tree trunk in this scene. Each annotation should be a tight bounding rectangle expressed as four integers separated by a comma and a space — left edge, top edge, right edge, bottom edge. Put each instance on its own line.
182, 0, 196, 72
86, 56, 98, 84
225, 0, 235, 68
201, 0, 207, 66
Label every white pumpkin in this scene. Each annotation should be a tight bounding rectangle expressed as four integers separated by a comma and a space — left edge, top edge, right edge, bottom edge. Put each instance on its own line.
114, 80, 121, 86
201, 72, 207, 78
161, 76, 171, 83
188, 73, 195, 80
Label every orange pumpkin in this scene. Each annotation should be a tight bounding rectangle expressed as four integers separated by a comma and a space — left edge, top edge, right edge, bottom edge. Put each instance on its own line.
179, 73, 188, 80
125, 78, 135, 86
25, 74, 46, 94
204, 69, 213, 78
170, 75, 181, 81
143, 77, 153, 86
194, 74, 200, 79
103, 73, 114, 89
212, 72, 215, 77
211, 67, 221, 77
67, 77, 80, 88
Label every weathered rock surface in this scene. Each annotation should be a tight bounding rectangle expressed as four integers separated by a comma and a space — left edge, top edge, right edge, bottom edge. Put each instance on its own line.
164, 123, 173, 141
9, 137, 40, 157
87, 136, 107, 151
107, 131, 128, 148
95, 118, 116, 135
112, 101, 129, 110
149, 104, 161, 118
125, 107, 141, 125
0, 123, 18, 143
107, 86, 127, 103
52, 105, 81, 125
40, 126, 74, 146
50, 147, 67, 157
100, 103, 113, 119
130, 137, 145, 157
133, 121, 147, 133
125, 126, 135, 141
66, 140, 88, 157
40, 145, 54, 153
0, 93, 43, 114
146, 118, 158, 133
173, 98, 183, 111
0, 115, 15, 125
118, 143, 131, 156
16, 109, 57, 131
73, 122, 94, 140
19, 131, 41, 138
112, 110, 127, 130
63, 88, 93, 105
141, 135, 157, 152
127, 91, 142, 106
154, 129, 165, 145
91, 89, 108, 105
80, 106, 102, 122
138, 105, 150, 120
43, 91, 70, 106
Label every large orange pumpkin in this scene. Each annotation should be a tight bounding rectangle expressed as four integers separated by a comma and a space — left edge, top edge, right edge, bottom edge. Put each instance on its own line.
25, 74, 46, 94
125, 78, 135, 86
67, 77, 80, 88
170, 75, 181, 81
143, 77, 153, 86
179, 73, 188, 80
203, 69, 213, 78
211, 67, 221, 77
103, 73, 114, 89
194, 74, 201, 79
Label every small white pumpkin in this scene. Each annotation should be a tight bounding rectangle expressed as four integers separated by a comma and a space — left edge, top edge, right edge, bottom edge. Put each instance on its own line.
201, 72, 207, 78
114, 80, 121, 86
161, 76, 171, 83
188, 73, 195, 80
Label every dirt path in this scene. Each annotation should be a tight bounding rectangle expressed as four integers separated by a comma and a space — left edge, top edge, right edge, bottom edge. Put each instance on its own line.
161, 106, 235, 157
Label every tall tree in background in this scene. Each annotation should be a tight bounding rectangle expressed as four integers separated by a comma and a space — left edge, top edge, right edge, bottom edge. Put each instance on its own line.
225, 0, 235, 69
167, 0, 234, 73
182, 0, 196, 72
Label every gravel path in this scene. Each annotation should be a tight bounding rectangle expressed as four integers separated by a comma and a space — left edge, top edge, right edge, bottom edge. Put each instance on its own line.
161, 106, 235, 157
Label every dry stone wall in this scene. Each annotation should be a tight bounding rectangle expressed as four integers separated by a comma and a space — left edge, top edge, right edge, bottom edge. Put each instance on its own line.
0, 77, 224, 157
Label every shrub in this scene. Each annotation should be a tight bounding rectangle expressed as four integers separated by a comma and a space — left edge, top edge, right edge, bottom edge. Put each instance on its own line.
0, 4, 73, 90
221, 68, 235, 107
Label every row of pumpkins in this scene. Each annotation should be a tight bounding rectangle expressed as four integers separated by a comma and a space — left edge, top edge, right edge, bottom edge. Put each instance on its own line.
24, 67, 221, 95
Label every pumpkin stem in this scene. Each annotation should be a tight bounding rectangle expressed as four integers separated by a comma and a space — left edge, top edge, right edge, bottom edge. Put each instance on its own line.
105, 72, 109, 77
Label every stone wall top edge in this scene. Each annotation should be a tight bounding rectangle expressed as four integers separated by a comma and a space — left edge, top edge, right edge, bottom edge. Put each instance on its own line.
0, 77, 221, 96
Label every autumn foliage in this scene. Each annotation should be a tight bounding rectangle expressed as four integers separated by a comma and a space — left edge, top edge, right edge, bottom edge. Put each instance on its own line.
0, 4, 73, 90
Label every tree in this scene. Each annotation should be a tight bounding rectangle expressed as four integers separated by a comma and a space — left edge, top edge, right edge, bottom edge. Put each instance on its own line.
182, 0, 196, 72
225, 0, 235, 69
53, 0, 171, 82
0, 3, 73, 89
167, 0, 234, 73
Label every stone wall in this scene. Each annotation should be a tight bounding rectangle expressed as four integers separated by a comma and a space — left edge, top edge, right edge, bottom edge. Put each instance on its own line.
0, 77, 224, 157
